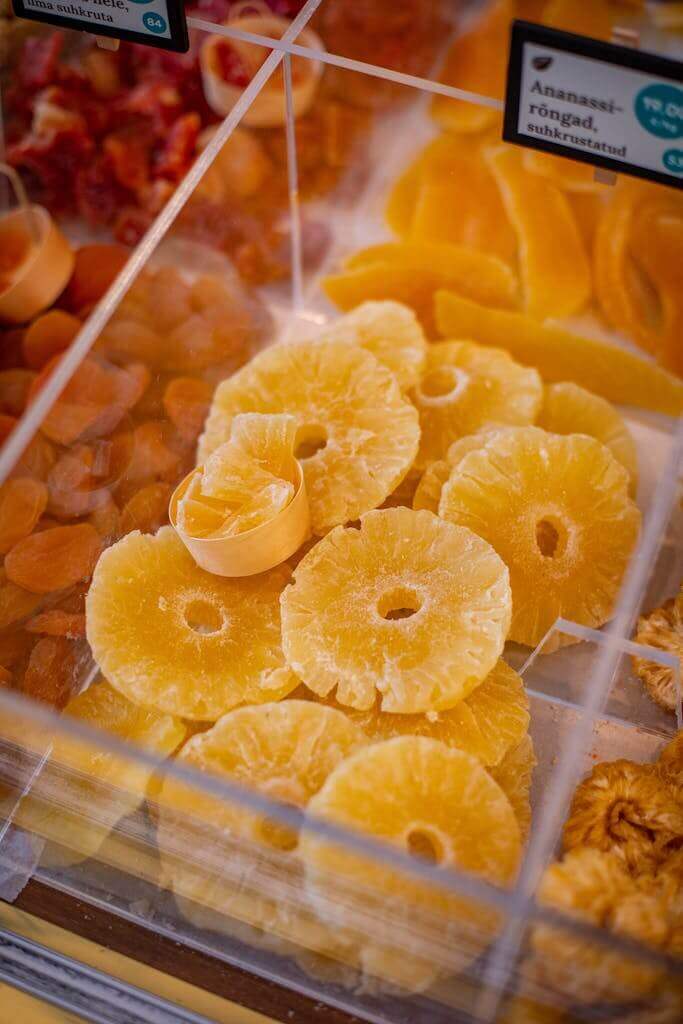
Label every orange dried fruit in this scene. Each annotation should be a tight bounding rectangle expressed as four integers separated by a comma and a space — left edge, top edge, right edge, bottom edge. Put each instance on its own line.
317, 301, 427, 393
0, 630, 33, 669
0, 478, 48, 554
563, 759, 683, 873
86, 526, 295, 720
487, 146, 591, 319
489, 734, 536, 843
22, 311, 81, 370
0, 413, 16, 443
163, 377, 213, 442
538, 382, 638, 495
281, 507, 511, 713
410, 340, 542, 468
5, 524, 103, 595
20, 635, 83, 708
47, 432, 133, 518
121, 421, 183, 491
200, 341, 419, 536
430, 1, 511, 135
145, 267, 194, 334
0, 570, 43, 629
62, 243, 129, 315
532, 848, 667, 1005
97, 319, 165, 368
120, 482, 172, 536
413, 429, 510, 514
434, 290, 683, 415
10, 432, 57, 482
439, 428, 641, 648
88, 496, 121, 543
325, 242, 518, 334
302, 659, 529, 768
542, 0, 612, 39
633, 592, 683, 714
656, 731, 683, 800
0, 369, 36, 416
26, 610, 86, 639
524, 151, 610, 194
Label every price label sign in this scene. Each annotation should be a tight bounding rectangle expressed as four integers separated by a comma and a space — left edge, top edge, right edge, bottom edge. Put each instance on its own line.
12, 0, 189, 52
504, 20, 683, 189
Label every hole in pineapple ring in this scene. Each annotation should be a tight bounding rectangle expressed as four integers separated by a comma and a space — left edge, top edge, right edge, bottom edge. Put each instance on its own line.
295, 423, 328, 460
418, 366, 468, 404
406, 826, 445, 864
377, 586, 422, 622
184, 598, 225, 635
535, 518, 566, 559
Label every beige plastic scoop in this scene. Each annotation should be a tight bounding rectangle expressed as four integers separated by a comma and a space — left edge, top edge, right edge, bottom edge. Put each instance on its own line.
169, 457, 310, 577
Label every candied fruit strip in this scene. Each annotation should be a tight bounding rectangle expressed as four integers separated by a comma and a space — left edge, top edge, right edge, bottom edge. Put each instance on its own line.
434, 290, 683, 415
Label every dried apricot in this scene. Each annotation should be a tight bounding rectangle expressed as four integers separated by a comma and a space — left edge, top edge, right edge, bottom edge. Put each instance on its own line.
5, 524, 103, 595
120, 482, 171, 535
21, 635, 82, 708
10, 433, 57, 482
163, 377, 213, 442
22, 311, 81, 371
47, 432, 133, 519
0, 369, 36, 416
119, 421, 183, 493
62, 244, 129, 315
26, 610, 86, 639
0, 665, 12, 686
0, 571, 43, 629
0, 478, 48, 554
0, 414, 17, 443
97, 319, 166, 368
0, 630, 33, 669
88, 496, 121, 543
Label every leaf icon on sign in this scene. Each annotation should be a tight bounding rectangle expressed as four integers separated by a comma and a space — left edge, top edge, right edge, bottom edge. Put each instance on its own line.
533, 56, 553, 70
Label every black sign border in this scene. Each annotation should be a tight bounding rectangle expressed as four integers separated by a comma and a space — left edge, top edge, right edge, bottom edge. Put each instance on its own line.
504, 19, 683, 190
11, 0, 189, 52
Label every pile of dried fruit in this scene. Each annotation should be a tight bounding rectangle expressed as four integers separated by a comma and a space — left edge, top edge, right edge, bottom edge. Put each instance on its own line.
0, 251, 268, 709
633, 583, 683, 714
529, 738, 683, 1013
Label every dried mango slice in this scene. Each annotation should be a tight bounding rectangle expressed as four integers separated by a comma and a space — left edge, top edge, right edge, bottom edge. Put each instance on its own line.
430, 1, 511, 135
434, 290, 683, 415
325, 243, 517, 335
487, 146, 591, 319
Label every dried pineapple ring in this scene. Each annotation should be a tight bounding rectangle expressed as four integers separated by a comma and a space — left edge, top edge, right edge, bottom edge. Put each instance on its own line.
439, 427, 641, 649
199, 341, 419, 536
538, 382, 638, 496
524, 150, 610, 194
532, 848, 667, 1005
633, 592, 683, 715
299, 659, 529, 768
157, 701, 364, 948
487, 146, 591, 320
86, 526, 295, 721
281, 507, 511, 714
629, 199, 683, 375
316, 301, 427, 393
410, 341, 542, 469
413, 428, 515, 513
301, 737, 521, 933
16, 678, 186, 865
434, 290, 683, 416
563, 760, 683, 874
489, 733, 536, 843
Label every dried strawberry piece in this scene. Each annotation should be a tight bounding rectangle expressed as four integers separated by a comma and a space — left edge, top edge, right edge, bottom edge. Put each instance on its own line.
214, 41, 251, 88
7, 129, 94, 215
154, 113, 201, 182
114, 207, 153, 247
31, 86, 88, 138
18, 33, 64, 92
116, 81, 184, 134
76, 153, 133, 227
103, 128, 152, 194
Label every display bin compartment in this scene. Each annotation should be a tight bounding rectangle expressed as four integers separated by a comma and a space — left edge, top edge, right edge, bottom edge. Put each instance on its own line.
1, 2, 683, 1022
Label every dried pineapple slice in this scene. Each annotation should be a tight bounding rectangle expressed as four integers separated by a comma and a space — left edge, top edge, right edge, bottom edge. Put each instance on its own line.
157, 701, 364, 949
316, 301, 427, 393
434, 290, 683, 416
532, 848, 668, 1005
410, 341, 542, 469
300, 737, 521, 938
487, 146, 591, 319
563, 760, 683, 874
299, 659, 529, 768
489, 733, 536, 843
413, 428, 514, 513
439, 427, 641, 648
633, 591, 683, 714
323, 242, 518, 335
86, 526, 295, 721
538, 382, 638, 496
281, 507, 511, 713
16, 678, 185, 864
198, 341, 419, 536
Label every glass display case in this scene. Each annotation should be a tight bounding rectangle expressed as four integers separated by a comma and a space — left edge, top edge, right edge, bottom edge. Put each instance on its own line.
1, 2, 683, 1022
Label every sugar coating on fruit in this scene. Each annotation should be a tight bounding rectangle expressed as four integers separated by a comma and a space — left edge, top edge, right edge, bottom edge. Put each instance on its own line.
316, 301, 427, 392
86, 526, 294, 720
410, 340, 542, 469
301, 736, 521, 929
413, 427, 518, 513
439, 427, 641, 648
198, 341, 420, 535
301, 659, 529, 768
177, 413, 298, 538
281, 507, 511, 713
